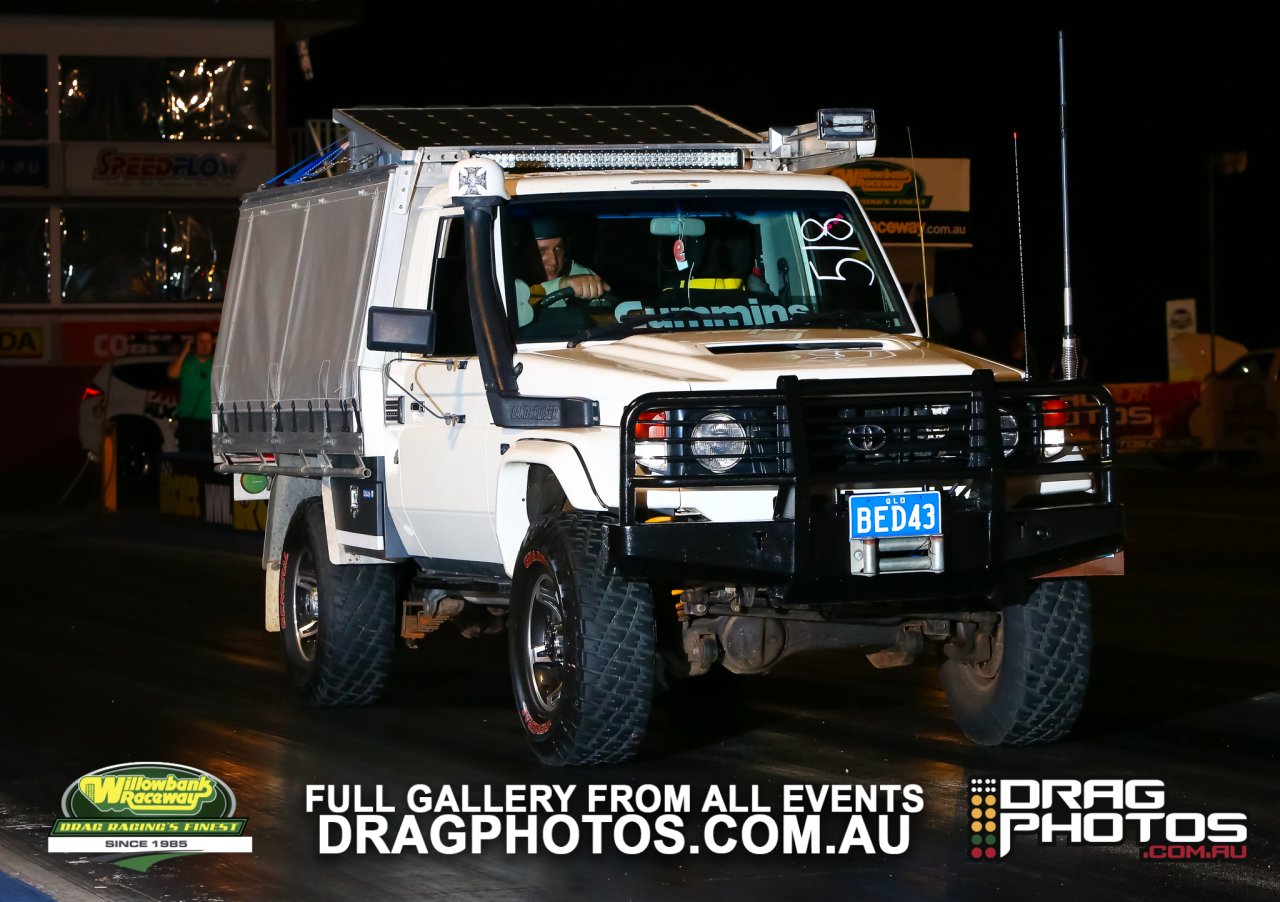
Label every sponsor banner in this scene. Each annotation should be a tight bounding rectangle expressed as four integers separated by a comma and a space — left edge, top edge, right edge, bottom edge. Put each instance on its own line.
827, 158, 971, 247
60, 319, 218, 365
38, 768, 1258, 870
301, 776, 1250, 861
160, 457, 267, 532
63, 143, 275, 197
1100, 381, 1203, 452
829, 158, 971, 211
0, 324, 48, 361
964, 776, 1247, 861
305, 782, 924, 857
0, 145, 50, 187
49, 761, 252, 871
866, 210, 972, 246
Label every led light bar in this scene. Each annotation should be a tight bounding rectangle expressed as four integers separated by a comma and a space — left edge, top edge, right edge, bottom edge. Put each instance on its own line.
479, 148, 744, 171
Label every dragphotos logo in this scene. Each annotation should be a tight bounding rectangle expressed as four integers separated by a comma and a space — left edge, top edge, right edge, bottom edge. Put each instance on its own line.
968, 777, 1247, 861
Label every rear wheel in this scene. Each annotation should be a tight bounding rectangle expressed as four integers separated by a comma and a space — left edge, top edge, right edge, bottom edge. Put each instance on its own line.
941, 579, 1091, 745
113, 420, 161, 499
281, 500, 395, 705
508, 512, 655, 765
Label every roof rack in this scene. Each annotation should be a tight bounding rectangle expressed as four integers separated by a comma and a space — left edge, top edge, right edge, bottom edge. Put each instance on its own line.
322, 104, 876, 177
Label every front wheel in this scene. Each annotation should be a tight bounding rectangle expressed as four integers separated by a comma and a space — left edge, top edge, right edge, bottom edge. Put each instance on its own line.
940, 579, 1092, 745
508, 512, 656, 766
280, 500, 395, 705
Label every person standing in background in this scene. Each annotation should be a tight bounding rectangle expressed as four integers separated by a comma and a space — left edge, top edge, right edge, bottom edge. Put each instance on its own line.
168, 329, 215, 453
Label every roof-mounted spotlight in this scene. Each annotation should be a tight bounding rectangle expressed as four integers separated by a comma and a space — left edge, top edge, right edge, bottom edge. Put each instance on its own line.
818, 108, 876, 141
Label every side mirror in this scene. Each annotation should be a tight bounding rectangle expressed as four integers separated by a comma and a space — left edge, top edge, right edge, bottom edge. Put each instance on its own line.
367, 307, 436, 355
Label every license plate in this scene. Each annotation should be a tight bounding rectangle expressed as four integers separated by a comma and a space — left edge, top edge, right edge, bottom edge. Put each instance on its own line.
848, 491, 941, 540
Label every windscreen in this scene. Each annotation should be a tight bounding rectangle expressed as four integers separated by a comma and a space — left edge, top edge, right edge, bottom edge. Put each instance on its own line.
502, 191, 914, 344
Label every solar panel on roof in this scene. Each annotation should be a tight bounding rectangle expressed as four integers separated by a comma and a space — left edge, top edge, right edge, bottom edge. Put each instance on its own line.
334, 105, 761, 151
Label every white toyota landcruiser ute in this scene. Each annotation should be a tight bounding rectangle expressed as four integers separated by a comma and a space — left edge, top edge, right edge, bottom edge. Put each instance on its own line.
211, 105, 1124, 765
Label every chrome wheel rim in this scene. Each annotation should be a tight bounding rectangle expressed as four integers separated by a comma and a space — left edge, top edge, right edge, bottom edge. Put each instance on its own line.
524, 573, 566, 716
291, 548, 320, 662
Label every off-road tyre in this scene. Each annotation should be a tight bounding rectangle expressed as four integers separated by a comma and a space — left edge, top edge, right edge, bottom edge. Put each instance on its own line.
280, 500, 395, 705
114, 419, 161, 499
509, 512, 656, 766
941, 579, 1091, 745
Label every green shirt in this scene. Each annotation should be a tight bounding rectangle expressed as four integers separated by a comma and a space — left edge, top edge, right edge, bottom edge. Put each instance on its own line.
177, 354, 213, 419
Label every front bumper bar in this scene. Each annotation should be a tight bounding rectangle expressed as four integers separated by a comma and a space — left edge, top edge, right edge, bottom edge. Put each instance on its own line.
612, 372, 1125, 608
610, 502, 1123, 606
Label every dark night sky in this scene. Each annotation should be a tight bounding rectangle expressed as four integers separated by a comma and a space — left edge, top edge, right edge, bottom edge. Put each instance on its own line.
289, 4, 1272, 381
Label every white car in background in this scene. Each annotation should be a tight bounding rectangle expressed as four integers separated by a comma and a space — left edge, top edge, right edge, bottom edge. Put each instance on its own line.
1189, 347, 1280, 455
79, 355, 179, 493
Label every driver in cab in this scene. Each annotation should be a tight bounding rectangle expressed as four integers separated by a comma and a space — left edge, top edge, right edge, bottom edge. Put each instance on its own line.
515, 217, 610, 327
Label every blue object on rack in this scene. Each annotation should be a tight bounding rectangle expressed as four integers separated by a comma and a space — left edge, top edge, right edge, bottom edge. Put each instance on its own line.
260, 138, 348, 189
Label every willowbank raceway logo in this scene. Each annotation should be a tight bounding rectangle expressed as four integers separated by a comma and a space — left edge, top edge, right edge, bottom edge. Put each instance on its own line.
48, 762, 252, 871
966, 777, 1248, 861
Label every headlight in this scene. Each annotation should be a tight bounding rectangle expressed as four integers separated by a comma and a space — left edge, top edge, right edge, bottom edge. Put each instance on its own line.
999, 409, 1019, 457
691, 413, 747, 473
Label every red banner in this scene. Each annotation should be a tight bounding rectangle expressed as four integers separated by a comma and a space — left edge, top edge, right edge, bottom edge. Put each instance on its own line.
60, 319, 219, 365
1104, 382, 1203, 452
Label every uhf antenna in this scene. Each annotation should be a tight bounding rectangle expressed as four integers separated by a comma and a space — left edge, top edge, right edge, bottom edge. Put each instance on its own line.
1057, 29, 1078, 380
908, 126, 930, 339
1013, 131, 1031, 381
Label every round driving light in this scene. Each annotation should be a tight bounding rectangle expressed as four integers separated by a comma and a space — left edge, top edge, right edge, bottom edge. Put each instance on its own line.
691, 413, 747, 473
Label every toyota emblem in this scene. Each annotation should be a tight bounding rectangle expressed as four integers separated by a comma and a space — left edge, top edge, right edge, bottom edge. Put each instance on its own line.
848, 423, 888, 452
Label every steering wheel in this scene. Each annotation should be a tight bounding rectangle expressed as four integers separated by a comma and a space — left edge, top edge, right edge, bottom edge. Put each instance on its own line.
538, 286, 591, 307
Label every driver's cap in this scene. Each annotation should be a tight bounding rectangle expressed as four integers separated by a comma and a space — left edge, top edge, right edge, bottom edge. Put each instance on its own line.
532, 217, 567, 240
